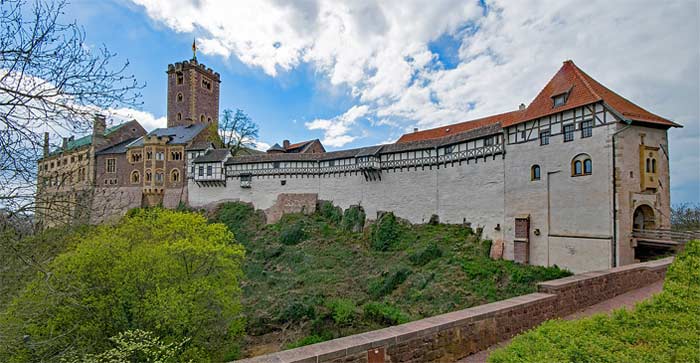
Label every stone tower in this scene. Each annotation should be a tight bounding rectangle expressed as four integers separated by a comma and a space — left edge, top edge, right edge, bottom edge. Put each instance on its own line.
166, 50, 221, 128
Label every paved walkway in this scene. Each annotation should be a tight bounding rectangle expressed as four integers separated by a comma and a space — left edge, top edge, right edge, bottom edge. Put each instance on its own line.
457, 280, 664, 363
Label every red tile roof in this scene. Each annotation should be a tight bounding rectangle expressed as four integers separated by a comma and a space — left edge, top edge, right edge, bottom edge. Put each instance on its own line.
397, 60, 679, 143
396, 110, 523, 143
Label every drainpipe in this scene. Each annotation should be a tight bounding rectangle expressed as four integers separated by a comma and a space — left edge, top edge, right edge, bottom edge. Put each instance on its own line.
611, 124, 632, 268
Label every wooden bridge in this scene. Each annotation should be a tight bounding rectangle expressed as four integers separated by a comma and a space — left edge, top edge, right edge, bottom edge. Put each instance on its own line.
632, 228, 700, 249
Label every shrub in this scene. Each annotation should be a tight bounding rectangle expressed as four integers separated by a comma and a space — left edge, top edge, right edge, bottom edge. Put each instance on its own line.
0, 208, 245, 362
489, 240, 700, 363
325, 298, 357, 325
362, 302, 410, 325
280, 221, 307, 245
67, 330, 188, 363
370, 212, 401, 251
409, 243, 443, 266
368, 266, 412, 298
213, 202, 259, 243
279, 300, 316, 322
318, 201, 343, 225
341, 205, 366, 232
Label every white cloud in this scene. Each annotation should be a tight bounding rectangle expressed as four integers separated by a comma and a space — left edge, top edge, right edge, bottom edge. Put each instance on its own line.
107, 108, 166, 131
305, 105, 369, 146
130, 0, 699, 202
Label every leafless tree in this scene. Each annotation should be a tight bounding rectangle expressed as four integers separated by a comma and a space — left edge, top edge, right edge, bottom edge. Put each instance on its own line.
671, 203, 700, 231
0, 0, 143, 224
219, 108, 259, 156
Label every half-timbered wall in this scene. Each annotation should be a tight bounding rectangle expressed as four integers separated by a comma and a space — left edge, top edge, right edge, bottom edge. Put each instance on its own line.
503, 103, 619, 273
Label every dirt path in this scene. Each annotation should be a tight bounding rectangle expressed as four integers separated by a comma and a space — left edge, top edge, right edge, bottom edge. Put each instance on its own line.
456, 280, 665, 363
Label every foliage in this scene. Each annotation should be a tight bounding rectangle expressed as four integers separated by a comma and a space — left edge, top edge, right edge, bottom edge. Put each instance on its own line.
279, 300, 317, 323
0, 208, 245, 362
671, 202, 700, 231
280, 220, 307, 245
362, 302, 410, 325
325, 298, 357, 325
489, 240, 700, 363
212, 201, 262, 244
341, 205, 366, 232
318, 201, 343, 225
65, 330, 190, 363
370, 212, 402, 251
219, 108, 259, 156
409, 242, 443, 266
368, 266, 412, 298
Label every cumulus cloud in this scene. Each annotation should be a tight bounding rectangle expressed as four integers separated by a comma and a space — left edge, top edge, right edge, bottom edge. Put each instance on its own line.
107, 108, 166, 131
130, 0, 699, 201
305, 105, 369, 146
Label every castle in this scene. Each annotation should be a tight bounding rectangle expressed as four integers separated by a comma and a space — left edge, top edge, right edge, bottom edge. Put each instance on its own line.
36, 54, 680, 273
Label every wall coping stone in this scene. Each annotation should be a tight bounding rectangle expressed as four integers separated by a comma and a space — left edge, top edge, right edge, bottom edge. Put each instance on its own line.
537, 257, 672, 289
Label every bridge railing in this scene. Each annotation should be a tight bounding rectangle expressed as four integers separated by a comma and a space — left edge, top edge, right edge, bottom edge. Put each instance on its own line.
632, 228, 700, 244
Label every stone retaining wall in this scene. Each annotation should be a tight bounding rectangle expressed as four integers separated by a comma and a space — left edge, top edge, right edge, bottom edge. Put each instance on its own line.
233, 257, 672, 363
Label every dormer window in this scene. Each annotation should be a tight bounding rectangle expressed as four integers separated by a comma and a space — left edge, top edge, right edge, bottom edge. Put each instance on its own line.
553, 93, 567, 107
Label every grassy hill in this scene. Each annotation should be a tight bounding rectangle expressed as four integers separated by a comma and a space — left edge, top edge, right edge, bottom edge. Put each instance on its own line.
210, 202, 572, 357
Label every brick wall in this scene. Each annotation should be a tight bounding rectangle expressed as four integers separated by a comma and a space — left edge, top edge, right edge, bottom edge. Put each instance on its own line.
265, 193, 318, 224
233, 257, 672, 363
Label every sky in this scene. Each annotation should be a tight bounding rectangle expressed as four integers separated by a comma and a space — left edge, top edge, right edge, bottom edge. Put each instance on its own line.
63, 0, 699, 204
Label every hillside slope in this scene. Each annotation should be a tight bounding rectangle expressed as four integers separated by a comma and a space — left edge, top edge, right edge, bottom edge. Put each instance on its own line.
211, 202, 571, 357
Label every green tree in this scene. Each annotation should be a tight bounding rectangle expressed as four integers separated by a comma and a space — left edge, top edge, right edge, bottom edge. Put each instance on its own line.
0, 208, 245, 362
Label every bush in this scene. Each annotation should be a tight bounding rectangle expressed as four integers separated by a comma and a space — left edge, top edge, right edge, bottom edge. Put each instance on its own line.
325, 298, 357, 325
341, 205, 365, 232
409, 243, 443, 266
362, 302, 410, 325
370, 212, 402, 251
67, 330, 188, 363
318, 201, 343, 225
489, 240, 700, 363
368, 267, 412, 298
280, 221, 307, 245
213, 202, 259, 243
279, 300, 316, 322
0, 208, 245, 362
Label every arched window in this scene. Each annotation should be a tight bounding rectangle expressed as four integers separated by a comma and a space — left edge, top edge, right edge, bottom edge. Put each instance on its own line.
145, 169, 152, 182
130, 170, 140, 184
651, 159, 656, 173
531, 165, 541, 181
177, 92, 183, 102
200, 114, 205, 123
171, 169, 180, 183
646, 158, 651, 172
572, 153, 592, 176
177, 113, 182, 121
155, 170, 164, 184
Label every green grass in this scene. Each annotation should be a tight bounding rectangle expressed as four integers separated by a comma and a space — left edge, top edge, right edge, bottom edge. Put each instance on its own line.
211, 202, 571, 356
489, 240, 700, 363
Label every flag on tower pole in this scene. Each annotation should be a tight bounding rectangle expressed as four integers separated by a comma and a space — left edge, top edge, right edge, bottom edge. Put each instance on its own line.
192, 38, 197, 60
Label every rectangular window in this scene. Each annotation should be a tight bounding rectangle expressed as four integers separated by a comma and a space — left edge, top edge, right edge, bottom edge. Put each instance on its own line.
206, 165, 213, 176
444, 145, 454, 154
106, 158, 116, 173
553, 94, 567, 107
484, 137, 494, 146
581, 120, 593, 138
540, 130, 550, 145
156, 152, 164, 161
520, 131, 526, 141
563, 124, 574, 142
198, 166, 204, 177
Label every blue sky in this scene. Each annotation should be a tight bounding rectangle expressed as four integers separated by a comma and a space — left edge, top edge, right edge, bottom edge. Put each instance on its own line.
64, 0, 698, 203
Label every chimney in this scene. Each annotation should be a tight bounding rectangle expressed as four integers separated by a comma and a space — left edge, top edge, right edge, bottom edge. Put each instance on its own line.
62, 137, 68, 150
519, 103, 526, 110
413, 128, 419, 133
43, 132, 49, 157
283, 140, 290, 149
92, 114, 107, 151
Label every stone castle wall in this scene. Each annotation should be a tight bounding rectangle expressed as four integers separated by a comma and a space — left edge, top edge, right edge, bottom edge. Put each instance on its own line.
189, 155, 507, 242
